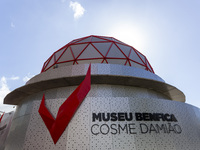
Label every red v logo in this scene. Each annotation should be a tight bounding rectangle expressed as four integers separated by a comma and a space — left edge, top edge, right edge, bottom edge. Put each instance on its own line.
38, 65, 91, 144
0, 112, 5, 123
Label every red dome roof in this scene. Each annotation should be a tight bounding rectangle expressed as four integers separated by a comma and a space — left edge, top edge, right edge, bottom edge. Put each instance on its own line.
41, 35, 154, 73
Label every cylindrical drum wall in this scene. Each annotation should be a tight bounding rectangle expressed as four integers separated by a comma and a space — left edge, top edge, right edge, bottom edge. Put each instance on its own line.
4, 85, 200, 150
3, 64, 200, 150
0, 112, 14, 150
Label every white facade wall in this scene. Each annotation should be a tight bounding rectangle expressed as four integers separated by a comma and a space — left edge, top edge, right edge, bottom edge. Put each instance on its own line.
3, 64, 200, 150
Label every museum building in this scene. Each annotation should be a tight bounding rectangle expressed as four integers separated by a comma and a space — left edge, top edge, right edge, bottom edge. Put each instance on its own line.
1, 35, 200, 150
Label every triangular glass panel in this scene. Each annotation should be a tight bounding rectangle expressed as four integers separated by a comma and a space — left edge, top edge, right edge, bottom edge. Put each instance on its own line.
78, 44, 103, 59
129, 49, 144, 65
69, 38, 80, 44
77, 59, 103, 65
46, 55, 55, 69
54, 47, 66, 60
43, 58, 50, 69
93, 42, 112, 56
100, 36, 113, 42
136, 51, 146, 63
71, 44, 88, 58
116, 43, 131, 57
107, 43, 126, 58
101, 59, 108, 64
57, 47, 74, 63
130, 61, 146, 70
127, 61, 131, 66
112, 38, 126, 45
106, 59, 126, 65
76, 37, 91, 44
91, 36, 107, 42
57, 61, 74, 67
125, 60, 131, 66
146, 61, 153, 72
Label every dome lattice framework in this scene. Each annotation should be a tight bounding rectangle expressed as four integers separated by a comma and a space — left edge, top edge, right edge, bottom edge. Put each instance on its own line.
41, 35, 154, 73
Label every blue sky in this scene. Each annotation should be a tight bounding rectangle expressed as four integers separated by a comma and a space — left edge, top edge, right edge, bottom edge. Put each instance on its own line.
0, 0, 200, 112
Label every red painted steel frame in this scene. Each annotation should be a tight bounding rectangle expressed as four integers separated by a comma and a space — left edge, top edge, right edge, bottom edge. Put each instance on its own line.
39, 65, 91, 144
41, 35, 154, 73
0, 112, 5, 123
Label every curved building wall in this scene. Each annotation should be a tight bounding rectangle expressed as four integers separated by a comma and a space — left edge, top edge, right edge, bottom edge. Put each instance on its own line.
4, 85, 200, 150
0, 112, 14, 150
4, 64, 184, 105
3, 64, 199, 150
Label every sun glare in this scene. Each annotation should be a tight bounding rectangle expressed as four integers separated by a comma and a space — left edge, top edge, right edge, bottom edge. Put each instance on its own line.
108, 24, 147, 52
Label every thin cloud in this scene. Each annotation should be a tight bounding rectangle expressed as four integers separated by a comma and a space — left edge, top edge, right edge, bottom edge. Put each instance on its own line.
11, 22, 15, 28
0, 77, 16, 112
0, 77, 10, 105
10, 76, 20, 80
69, 1, 85, 19
0, 105, 15, 113
23, 73, 34, 82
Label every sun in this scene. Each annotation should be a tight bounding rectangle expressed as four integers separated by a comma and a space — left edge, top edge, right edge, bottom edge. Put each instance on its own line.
108, 23, 147, 52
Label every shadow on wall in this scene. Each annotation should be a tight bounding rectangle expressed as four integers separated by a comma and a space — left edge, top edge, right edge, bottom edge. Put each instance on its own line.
0, 111, 14, 150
